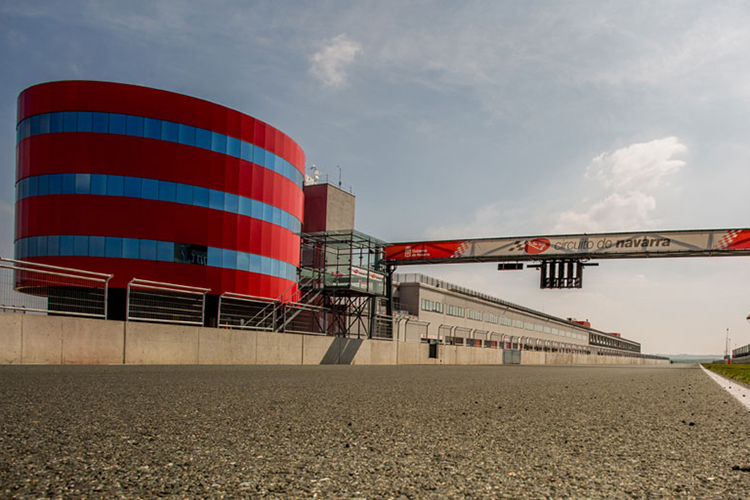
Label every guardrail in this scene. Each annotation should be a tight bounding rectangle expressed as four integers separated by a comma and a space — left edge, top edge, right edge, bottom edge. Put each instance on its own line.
0, 257, 111, 318
126, 278, 209, 326
218, 292, 277, 331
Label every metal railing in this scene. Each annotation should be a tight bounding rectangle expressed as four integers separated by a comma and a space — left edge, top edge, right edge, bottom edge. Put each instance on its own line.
126, 278, 209, 326
280, 300, 329, 335
371, 314, 394, 339
0, 257, 111, 318
218, 292, 278, 330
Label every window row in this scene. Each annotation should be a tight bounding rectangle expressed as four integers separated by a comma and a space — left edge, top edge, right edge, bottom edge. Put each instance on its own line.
466, 309, 482, 321
16, 174, 301, 234
590, 333, 637, 350
421, 299, 444, 313
446, 305, 464, 318
416, 298, 589, 341
15, 235, 297, 282
17, 111, 304, 187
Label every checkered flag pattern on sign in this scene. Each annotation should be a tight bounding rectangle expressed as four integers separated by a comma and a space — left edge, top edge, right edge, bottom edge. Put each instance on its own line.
451, 241, 471, 258
714, 230, 740, 250
509, 241, 526, 252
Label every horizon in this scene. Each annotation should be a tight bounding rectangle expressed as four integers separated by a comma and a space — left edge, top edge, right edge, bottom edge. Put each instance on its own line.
3, 1, 750, 355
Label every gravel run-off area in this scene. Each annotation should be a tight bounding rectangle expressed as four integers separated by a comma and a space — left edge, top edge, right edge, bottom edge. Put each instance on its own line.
1, 364, 749, 499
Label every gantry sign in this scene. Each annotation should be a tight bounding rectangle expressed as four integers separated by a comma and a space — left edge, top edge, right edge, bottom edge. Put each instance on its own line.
383, 228, 750, 289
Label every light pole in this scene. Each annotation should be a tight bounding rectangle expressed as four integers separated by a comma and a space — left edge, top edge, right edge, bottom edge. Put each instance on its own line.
724, 328, 731, 360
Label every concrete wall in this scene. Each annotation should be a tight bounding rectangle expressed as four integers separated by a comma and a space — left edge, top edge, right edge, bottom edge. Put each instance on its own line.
0, 311, 670, 366
125, 321, 200, 364
0, 313, 23, 364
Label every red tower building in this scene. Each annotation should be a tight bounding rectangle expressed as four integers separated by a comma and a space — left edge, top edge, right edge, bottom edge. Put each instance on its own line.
15, 81, 305, 317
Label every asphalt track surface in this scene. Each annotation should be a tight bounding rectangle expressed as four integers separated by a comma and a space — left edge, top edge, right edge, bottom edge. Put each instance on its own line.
1, 365, 749, 499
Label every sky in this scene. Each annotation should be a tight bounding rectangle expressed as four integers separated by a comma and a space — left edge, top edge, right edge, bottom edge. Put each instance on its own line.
2, 0, 749, 355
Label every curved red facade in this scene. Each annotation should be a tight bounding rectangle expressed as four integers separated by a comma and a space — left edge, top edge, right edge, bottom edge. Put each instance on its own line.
15, 81, 305, 300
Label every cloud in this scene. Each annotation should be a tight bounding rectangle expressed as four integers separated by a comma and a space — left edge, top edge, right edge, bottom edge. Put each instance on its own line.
310, 34, 362, 88
425, 202, 539, 240
555, 192, 657, 233
585, 137, 687, 192
554, 137, 686, 233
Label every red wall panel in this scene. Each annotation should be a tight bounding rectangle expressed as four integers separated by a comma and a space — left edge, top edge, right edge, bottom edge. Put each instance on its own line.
17, 134, 303, 219
16, 81, 305, 299
18, 81, 304, 171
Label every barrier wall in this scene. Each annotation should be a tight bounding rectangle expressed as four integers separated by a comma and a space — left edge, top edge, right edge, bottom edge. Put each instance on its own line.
0, 312, 670, 366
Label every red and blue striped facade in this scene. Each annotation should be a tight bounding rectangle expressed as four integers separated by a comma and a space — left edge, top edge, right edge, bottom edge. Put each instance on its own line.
15, 81, 305, 299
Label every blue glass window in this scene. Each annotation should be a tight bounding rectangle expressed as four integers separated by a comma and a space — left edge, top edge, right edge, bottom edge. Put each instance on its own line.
260, 256, 271, 275
27, 177, 37, 197
49, 112, 62, 133
227, 136, 240, 157
75, 173, 91, 194
157, 241, 173, 262
195, 127, 211, 149
107, 175, 124, 196
48, 235, 60, 256
211, 132, 227, 154
63, 112, 77, 132
222, 249, 236, 269
61, 174, 75, 194
109, 113, 127, 135
236, 251, 250, 272
89, 236, 105, 257
193, 187, 209, 207
207, 247, 222, 267
175, 183, 192, 205
30, 115, 41, 136
73, 235, 88, 256
123, 238, 139, 259
90, 174, 106, 195
77, 112, 93, 132
253, 146, 266, 166
158, 181, 176, 202
161, 121, 179, 142
141, 178, 159, 200
48, 174, 62, 195
144, 118, 161, 139
250, 253, 261, 274
178, 124, 195, 146
105, 237, 122, 258
124, 177, 142, 198
139, 239, 157, 260
224, 192, 239, 213
250, 199, 262, 219
240, 142, 253, 162
19, 120, 31, 141
262, 204, 272, 223
59, 235, 73, 255
92, 112, 109, 133
209, 190, 224, 210
39, 113, 50, 134
37, 236, 48, 257
37, 175, 49, 196
126, 115, 144, 137
27, 237, 37, 258
238, 197, 251, 217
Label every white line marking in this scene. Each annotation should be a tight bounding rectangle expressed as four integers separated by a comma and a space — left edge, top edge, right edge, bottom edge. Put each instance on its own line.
700, 365, 750, 411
